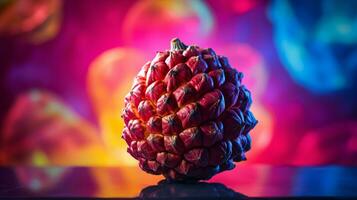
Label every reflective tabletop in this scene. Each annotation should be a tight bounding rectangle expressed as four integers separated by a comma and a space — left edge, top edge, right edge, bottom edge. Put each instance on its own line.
0, 165, 356, 198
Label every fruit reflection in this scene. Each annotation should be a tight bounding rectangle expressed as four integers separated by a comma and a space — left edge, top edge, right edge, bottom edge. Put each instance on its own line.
140, 180, 246, 198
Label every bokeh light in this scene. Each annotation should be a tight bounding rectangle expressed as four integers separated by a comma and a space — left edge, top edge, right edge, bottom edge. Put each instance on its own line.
293, 121, 357, 165
268, 0, 357, 93
1, 90, 111, 165
87, 47, 146, 166
122, 0, 214, 50
0, 0, 62, 44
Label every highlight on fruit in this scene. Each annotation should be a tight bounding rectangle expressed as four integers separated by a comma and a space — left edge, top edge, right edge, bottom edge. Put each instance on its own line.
121, 38, 257, 181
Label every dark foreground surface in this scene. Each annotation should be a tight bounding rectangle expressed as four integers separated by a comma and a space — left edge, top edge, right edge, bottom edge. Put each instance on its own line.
0, 165, 356, 198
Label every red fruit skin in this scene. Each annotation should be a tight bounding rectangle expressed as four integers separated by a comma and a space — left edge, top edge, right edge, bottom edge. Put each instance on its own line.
220, 82, 239, 108
134, 61, 151, 85
157, 152, 181, 168
200, 121, 224, 147
198, 89, 225, 121
146, 62, 169, 86
186, 55, 208, 75
235, 85, 252, 112
137, 140, 157, 160
156, 93, 178, 116
224, 67, 243, 88
128, 119, 146, 140
208, 69, 226, 88
218, 56, 230, 68
146, 160, 162, 174
184, 148, 209, 167
173, 84, 196, 107
162, 114, 183, 135
122, 127, 132, 146
189, 73, 214, 95
152, 51, 169, 65
147, 134, 165, 152
122, 103, 136, 126
183, 46, 200, 57
164, 63, 192, 92
138, 100, 155, 122
146, 116, 162, 133
164, 135, 185, 154
122, 39, 257, 181
165, 51, 186, 69
179, 127, 203, 149
145, 81, 166, 103
128, 141, 139, 159
201, 48, 217, 57
176, 103, 202, 129
128, 83, 145, 107
222, 109, 245, 140
203, 55, 222, 71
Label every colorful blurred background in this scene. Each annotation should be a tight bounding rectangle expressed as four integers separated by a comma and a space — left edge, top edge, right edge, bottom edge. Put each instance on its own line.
0, 0, 357, 197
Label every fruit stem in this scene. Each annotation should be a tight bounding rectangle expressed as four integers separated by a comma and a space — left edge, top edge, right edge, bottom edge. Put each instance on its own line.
170, 38, 187, 51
